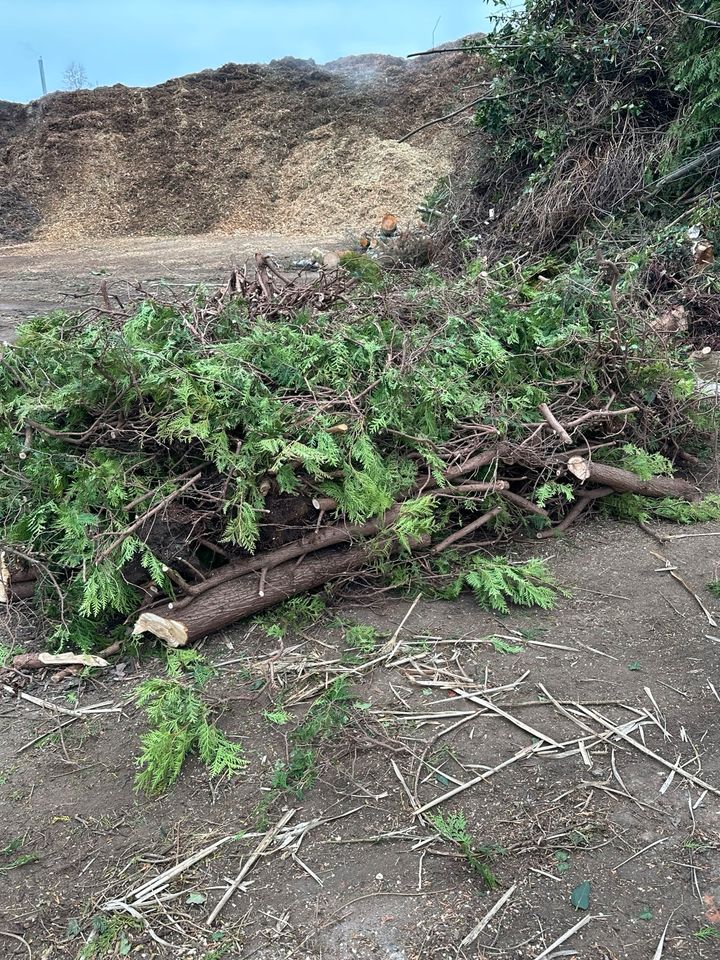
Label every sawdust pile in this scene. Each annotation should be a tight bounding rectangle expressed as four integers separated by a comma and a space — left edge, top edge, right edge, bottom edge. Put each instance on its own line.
270, 126, 455, 234
0, 48, 476, 245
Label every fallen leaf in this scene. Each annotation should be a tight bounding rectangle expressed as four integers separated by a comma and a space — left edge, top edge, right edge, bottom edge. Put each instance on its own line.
693, 239, 714, 270
186, 891, 207, 905
571, 880, 591, 911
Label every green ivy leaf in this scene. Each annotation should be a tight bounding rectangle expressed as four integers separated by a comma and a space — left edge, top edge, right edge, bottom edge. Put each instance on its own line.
186, 891, 207, 905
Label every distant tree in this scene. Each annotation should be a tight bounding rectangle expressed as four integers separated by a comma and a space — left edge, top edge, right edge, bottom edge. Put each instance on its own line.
62, 61, 89, 91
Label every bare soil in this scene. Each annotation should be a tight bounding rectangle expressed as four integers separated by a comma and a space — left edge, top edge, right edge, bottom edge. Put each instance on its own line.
0, 232, 344, 342
2, 509, 720, 960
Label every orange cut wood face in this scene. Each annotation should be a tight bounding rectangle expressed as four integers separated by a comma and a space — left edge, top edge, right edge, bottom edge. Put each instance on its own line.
381, 213, 398, 234
703, 893, 720, 924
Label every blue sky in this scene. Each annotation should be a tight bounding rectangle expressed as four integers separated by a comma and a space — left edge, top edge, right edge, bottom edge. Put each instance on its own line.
2, 1, 495, 104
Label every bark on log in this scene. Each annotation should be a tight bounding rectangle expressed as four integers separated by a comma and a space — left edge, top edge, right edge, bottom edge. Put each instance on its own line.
133, 539, 412, 647
170, 504, 404, 611
566, 457, 699, 501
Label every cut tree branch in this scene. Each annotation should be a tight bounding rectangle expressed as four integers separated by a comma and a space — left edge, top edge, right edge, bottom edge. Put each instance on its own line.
566, 457, 699, 501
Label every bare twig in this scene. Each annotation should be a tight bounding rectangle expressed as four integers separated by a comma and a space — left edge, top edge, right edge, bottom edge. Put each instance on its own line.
207, 809, 296, 925
459, 883, 518, 948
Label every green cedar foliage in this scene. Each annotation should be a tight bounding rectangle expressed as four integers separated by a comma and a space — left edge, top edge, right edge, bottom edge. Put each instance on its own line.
134, 653, 246, 796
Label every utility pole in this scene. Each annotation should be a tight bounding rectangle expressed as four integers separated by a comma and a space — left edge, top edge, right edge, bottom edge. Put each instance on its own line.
38, 57, 47, 96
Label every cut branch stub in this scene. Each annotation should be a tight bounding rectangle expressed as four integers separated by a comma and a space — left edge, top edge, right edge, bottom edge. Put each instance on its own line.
566, 457, 699, 501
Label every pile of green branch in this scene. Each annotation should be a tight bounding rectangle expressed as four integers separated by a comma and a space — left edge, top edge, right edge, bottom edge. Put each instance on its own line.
0, 255, 714, 659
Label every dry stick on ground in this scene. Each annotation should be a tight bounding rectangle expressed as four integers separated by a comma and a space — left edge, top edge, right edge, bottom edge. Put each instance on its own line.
50, 639, 125, 684
15, 716, 79, 755
0, 931, 32, 960
459, 882, 518, 949
1, 684, 121, 719
127, 835, 241, 905
571, 702, 720, 796
614, 836, 668, 871
534, 915, 603, 960
207, 808, 296, 925
650, 551, 718, 627
450, 689, 562, 748
380, 594, 422, 659
413, 743, 543, 816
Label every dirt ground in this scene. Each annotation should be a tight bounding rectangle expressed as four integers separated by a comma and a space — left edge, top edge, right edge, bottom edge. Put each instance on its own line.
2, 235, 720, 959
2, 499, 720, 959
0, 233, 342, 341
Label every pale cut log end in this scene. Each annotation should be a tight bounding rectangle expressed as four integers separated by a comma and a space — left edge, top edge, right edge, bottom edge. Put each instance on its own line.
0, 551, 9, 604
567, 456, 591, 482
133, 611, 189, 648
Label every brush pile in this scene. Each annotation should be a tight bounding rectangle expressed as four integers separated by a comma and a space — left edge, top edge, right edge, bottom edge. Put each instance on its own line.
3, 0, 720, 660
0, 244, 715, 655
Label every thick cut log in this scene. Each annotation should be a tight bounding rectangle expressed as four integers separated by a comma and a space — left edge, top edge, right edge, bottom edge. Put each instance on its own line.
133, 540, 398, 646
566, 457, 699, 501
170, 455, 515, 611
0, 561, 37, 602
171, 504, 404, 611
